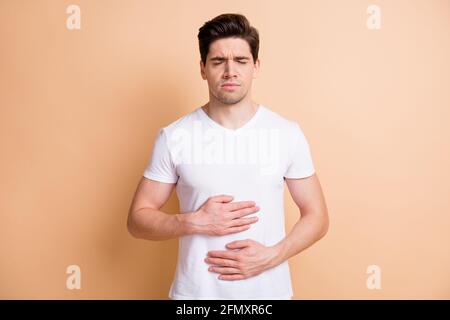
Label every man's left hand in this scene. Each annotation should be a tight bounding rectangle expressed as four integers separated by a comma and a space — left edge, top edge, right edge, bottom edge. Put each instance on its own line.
205, 239, 280, 280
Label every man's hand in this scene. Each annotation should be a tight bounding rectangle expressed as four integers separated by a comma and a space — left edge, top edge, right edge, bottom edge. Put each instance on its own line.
204, 239, 280, 280
185, 195, 260, 236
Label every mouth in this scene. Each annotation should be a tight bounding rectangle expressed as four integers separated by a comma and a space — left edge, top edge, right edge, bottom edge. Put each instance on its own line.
221, 83, 240, 89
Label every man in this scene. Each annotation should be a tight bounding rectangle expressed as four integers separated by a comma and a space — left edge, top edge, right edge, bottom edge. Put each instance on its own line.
127, 13, 329, 300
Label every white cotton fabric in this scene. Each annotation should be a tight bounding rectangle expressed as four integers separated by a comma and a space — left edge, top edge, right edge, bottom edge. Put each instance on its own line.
143, 105, 315, 299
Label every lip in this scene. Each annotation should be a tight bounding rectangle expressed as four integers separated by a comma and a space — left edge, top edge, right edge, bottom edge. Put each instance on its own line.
221, 83, 240, 87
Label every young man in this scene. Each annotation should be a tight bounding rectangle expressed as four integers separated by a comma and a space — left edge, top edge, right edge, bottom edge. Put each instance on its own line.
127, 13, 329, 300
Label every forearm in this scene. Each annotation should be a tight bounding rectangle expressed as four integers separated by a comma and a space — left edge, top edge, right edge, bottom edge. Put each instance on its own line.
271, 210, 329, 267
127, 208, 195, 241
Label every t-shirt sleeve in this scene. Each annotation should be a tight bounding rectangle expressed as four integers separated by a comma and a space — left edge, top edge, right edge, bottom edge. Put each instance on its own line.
143, 128, 178, 184
283, 122, 315, 179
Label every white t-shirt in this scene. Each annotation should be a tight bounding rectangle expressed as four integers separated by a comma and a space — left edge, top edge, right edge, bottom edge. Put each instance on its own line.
143, 104, 315, 299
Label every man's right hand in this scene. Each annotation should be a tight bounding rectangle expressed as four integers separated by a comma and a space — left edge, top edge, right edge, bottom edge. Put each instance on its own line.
184, 194, 260, 236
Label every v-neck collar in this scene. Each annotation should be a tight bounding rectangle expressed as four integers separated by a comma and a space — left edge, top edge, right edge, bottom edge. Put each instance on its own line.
198, 104, 264, 134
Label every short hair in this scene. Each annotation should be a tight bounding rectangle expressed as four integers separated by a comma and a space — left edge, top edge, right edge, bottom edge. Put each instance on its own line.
197, 13, 259, 65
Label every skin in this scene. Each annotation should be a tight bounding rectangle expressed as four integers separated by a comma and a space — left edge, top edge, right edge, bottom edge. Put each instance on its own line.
199, 37, 260, 129
127, 36, 329, 281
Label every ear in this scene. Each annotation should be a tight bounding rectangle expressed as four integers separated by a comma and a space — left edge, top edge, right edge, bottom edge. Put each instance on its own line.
252, 58, 260, 79
200, 60, 207, 80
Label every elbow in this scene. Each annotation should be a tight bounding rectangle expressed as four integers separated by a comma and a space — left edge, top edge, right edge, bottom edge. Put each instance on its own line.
127, 212, 142, 239
301, 206, 329, 240
319, 210, 329, 239
127, 209, 161, 241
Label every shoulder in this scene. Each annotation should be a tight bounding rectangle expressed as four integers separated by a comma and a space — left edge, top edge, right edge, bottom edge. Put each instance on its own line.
259, 105, 305, 134
157, 107, 203, 136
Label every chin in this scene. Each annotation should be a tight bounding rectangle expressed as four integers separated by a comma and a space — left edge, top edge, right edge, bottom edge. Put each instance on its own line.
219, 97, 246, 105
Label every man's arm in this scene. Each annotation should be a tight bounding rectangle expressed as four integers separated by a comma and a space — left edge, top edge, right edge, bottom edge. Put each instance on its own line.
271, 173, 329, 265
127, 177, 185, 240
127, 177, 261, 241
205, 173, 329, 280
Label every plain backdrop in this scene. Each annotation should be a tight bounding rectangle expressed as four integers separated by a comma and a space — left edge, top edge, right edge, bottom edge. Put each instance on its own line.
0, 0, 449, 299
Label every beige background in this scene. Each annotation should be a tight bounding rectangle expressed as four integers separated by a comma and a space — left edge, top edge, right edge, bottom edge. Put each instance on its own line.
1, 0, 449, 299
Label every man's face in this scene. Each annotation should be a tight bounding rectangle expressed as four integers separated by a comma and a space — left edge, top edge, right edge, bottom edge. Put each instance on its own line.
200, 37, 260, 105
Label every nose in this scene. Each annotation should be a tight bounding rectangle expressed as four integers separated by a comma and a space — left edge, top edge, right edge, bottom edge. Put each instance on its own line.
223, 60, 238, 78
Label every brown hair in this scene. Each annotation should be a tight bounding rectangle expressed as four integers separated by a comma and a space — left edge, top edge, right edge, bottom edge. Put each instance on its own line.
197, 13, 259, 65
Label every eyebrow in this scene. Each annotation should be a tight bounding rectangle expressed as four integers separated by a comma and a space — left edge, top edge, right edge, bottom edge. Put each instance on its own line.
209, 56, 251, 61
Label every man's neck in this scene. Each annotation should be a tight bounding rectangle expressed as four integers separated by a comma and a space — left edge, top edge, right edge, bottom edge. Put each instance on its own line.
202, 99, 259, 130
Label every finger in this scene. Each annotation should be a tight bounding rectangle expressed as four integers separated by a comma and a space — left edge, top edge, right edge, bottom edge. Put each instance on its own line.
225, 201, 256, 212
208, 266, 240, 274
223, 225, 251, 235
211, 194, 234, 203
218, 274, 246, 281
229, 216, 258, 227
207, 251, 239, 261
204, 257, 239, 267
229, 206, 260, 219
226, 239, 253, 249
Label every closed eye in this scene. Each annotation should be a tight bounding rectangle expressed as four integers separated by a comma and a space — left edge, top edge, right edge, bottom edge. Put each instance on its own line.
212, 60, 247, 65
